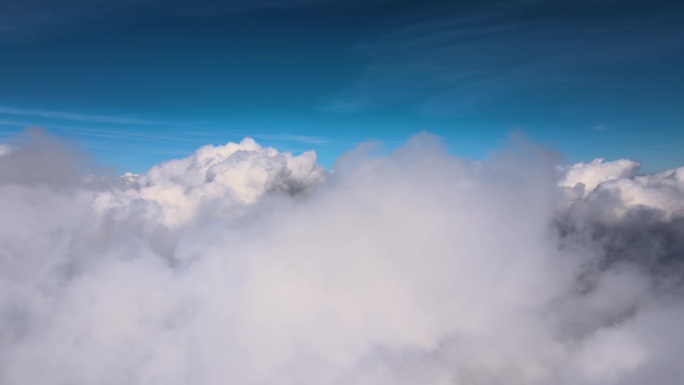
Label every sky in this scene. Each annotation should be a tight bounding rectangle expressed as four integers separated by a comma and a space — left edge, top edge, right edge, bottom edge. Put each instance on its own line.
3, 2, 684, 382
1, 0, 683, 172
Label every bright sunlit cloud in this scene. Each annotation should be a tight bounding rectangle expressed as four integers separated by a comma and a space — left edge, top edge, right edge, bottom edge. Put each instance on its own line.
1, 130, 683, 384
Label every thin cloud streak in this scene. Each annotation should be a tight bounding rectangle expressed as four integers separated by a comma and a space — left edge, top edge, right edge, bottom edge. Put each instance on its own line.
322, 0, 684, 117
252, 133, 329, 145
61, 126, 215, 143
0, 106, 188, 127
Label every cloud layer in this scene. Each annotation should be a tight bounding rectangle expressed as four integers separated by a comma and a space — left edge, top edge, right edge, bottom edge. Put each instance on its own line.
1, 131, 683, 384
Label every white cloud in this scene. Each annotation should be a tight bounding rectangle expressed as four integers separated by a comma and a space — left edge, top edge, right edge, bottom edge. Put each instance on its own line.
560, 158, 642, 196
1, 131, 683, 385
0, 144, 11, 156
97, 137, 324, 228
560, 158, 684, 223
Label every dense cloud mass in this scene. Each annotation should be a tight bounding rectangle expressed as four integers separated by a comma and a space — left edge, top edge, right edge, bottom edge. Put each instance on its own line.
1, 131, 683, 384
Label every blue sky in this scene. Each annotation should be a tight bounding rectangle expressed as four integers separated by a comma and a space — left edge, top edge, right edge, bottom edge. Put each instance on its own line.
1, 0, 683, 173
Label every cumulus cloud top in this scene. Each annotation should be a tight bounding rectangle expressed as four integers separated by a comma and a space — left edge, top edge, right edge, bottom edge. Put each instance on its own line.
97, 137, 324, 227
560, 158, 642, 196
560, 158, 684, 221
1, 131, 683, 385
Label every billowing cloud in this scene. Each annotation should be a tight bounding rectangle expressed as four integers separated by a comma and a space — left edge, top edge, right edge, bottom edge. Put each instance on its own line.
1, 131, 683, 384
100, 137, 324, 228
560, 158, 642, 196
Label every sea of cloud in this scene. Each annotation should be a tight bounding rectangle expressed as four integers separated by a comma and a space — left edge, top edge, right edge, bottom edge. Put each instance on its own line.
1, 130, 683, 384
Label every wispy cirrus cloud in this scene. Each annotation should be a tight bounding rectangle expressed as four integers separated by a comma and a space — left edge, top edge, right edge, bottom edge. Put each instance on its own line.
0, 0, 403, 40
0, 105, 185, 126
252, 133, 329, 145
0, 120, 28, 128
322, 0, 684, 118
60, 126, 214, 143
318, 83, 374, 114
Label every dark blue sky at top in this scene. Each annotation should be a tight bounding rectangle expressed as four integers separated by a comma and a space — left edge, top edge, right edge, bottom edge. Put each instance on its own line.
1, 0, 683, 172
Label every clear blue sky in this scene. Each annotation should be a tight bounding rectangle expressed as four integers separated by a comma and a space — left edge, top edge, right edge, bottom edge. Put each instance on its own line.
1, 0, 683, 173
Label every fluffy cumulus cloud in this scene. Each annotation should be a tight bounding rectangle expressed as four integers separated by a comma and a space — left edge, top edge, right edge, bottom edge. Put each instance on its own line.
99, 137, 324, 228
1, 131, 683, 385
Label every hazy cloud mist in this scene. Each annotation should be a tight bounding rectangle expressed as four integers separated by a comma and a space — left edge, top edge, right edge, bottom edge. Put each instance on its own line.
1, 131, 683, 384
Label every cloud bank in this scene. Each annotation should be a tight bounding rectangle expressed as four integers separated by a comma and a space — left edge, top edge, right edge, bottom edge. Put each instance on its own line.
1, 131, 683, 384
